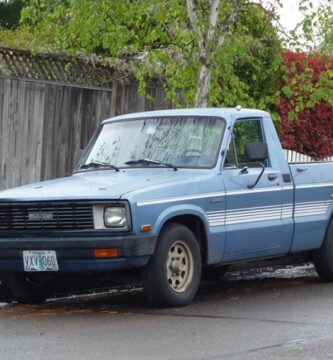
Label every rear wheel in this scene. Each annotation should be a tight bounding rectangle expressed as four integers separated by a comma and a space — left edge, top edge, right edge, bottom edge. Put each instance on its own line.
4, 273, 57, 304
142, 223, 202, 307
313, 220, 333, 281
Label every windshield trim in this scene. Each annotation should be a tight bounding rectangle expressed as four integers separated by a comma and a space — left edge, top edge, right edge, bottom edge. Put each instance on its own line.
74, 115, 226, 173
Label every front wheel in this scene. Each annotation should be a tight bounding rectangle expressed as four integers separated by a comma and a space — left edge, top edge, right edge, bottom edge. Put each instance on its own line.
4, 273, 57, 304
0, 274, 12, 303
141, 223, 202, 307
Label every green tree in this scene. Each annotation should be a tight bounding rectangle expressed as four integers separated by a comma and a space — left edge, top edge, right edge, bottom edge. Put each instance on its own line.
287, 0, 333, 53
1, 0, 283, 110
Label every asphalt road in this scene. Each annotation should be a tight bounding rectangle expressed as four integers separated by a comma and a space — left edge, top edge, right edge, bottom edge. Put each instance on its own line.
1, 263, 333, 360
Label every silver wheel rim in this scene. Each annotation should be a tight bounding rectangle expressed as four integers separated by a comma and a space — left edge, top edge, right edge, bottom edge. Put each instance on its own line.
166, 240, 194, 293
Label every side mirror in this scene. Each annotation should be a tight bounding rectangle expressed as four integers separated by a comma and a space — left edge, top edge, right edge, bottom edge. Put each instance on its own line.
244, 142, 268, 189
245, 142, 268, 162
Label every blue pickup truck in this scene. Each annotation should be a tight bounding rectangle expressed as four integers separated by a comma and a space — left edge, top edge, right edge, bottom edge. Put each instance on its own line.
0, 108, 332, 306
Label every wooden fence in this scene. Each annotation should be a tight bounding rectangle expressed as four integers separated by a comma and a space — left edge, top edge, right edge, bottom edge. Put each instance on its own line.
0, 76, 171, 190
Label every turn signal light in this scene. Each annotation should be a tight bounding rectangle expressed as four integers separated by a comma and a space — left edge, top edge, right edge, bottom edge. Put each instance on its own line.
94, 249, 119, 258
141, 224, 152, 232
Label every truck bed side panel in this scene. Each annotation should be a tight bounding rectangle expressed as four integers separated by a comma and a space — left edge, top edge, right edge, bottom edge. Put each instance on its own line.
290, 162, 333, 252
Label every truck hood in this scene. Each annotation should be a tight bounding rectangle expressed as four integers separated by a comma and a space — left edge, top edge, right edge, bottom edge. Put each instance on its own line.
0, 169, 210, 202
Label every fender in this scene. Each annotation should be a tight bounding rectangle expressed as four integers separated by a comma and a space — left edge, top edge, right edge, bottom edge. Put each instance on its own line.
291, 194, 333, 252
151, 204, 225, 265
322, 203, 333, 246
329, 202, 333, 224
153, 204, 209, 235
153, 205, 210, 259
314, 202, 333, 250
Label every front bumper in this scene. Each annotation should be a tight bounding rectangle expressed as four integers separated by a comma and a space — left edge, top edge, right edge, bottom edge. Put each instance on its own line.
0, 234, 157, 273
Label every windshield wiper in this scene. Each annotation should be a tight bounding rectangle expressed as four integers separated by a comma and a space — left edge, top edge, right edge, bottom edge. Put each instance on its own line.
80, 161, 119, 172
124, 158, 178, 171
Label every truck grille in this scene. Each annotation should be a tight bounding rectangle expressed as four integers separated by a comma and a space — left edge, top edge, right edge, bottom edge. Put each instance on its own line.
0, 202, 94, 231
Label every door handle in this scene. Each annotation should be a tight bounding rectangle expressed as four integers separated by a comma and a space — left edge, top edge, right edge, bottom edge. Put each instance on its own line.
297, 167, 307, 172
267, 173, 278, 181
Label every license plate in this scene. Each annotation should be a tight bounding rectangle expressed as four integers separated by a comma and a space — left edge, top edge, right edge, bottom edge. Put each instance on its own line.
23, 251, 59, 272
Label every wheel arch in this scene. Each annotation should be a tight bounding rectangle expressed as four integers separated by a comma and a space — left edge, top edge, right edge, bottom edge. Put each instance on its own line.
154, 206, 209, 264
319, 210, 333, 248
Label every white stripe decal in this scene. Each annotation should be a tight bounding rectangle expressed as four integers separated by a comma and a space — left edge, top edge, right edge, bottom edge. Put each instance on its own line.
208, 203, 288, 214
226, 186, 292, 196
137, 186, 294, 207
137, 185, 333, 228
227, 215, 282, 225
296, 182, 333, 189
207, 200, 333, 227
137, 182, 333, 207
137, 191, 225, 206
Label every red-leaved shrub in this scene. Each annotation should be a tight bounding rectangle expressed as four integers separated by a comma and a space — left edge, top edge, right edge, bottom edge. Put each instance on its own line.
277, 51, 333, 159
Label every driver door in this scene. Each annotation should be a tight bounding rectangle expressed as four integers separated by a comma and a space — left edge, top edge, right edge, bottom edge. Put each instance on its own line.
222, 118, 292, 262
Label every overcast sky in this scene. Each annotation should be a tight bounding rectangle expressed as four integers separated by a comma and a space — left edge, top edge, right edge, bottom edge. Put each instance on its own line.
278, 0, 320, 31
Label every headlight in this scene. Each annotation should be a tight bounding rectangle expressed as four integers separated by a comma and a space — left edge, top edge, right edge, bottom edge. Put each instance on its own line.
104, 206, 129, 229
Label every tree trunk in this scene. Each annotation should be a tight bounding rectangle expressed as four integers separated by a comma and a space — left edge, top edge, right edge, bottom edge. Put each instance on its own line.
194, 62, 212, 108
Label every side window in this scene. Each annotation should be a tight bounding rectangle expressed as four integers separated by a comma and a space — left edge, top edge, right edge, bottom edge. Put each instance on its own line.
225, 119, 265, 169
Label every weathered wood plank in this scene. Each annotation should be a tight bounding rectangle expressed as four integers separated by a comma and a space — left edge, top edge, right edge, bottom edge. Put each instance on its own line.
0, 76, 171, 189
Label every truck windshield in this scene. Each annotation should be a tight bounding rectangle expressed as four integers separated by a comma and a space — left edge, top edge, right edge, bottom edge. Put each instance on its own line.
79, 116, 225, 170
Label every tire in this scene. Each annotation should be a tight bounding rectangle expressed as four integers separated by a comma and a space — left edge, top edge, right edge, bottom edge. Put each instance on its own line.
4, 273, 57, 304
141, 223, 202, 307
0, 274, 12, 303
313, 219, 333, 281
202, 265, 229, 281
